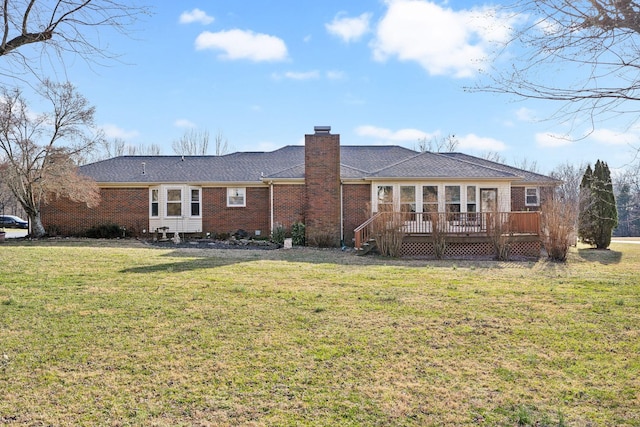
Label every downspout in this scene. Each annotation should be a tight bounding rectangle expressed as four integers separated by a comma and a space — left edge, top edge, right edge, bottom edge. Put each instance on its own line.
340, 180, 345, 247
269, 181, 274, 233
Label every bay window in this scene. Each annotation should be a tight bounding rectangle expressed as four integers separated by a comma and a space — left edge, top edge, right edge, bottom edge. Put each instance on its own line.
166, 189, 182, 216
150, 188, 159, 217
190, 188, 201, 216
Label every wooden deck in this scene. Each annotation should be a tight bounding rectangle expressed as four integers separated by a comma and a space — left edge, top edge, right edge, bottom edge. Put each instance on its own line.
354, 211, 541, 255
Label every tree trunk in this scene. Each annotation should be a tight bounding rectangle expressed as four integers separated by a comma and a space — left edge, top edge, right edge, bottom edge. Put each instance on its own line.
29, 212, 46, 238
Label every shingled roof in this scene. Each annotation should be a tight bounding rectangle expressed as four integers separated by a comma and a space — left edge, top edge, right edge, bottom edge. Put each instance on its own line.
80, 145, 556, 184
439, 152, 562, 185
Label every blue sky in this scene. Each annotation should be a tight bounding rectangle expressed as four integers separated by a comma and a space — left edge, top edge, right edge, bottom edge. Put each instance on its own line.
15, 0, 640, 173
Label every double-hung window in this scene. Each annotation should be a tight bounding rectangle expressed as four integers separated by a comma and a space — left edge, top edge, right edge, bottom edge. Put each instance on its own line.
166, 188, 182, 217
190, 188, 201, 216
525, 187, 539, 206
466, 186, 477, 222
400, 186, 416, 219
445, 186, 461, 213
422, 185, 438, 218
150, 189, 159, 217
377, 186, 393, 212
227, 187, 246, 207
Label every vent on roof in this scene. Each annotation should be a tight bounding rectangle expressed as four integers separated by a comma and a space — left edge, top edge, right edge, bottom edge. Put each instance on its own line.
141, 162, 146, 175
314, 126, 331, 134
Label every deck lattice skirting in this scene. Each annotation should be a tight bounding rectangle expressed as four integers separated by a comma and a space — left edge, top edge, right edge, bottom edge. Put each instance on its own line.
401, 236, 541, 258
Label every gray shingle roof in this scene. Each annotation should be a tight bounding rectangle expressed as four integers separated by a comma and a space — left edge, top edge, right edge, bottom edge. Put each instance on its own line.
439, 152, 561, 185
80, 145, 556, 184
369, 152, 518, 179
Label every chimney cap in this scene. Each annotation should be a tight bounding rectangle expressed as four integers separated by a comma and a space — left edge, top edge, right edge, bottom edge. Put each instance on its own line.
314, 126, 331, 134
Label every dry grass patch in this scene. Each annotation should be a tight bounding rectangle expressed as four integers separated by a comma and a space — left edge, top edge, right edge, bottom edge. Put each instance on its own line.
0, 239, 639, 426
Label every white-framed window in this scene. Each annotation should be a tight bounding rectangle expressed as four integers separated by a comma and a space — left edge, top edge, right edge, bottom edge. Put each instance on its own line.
422, 185, 438, 213
525, 187, 539, 206
400, 186, 416, 215
445, 185, 461, 213
190, 188, 201, 216
150, 188, 159, 217
227, 187, 246, 207
166, 188, 182, 217
376, 185, 393, 212
466, 186, 477, 213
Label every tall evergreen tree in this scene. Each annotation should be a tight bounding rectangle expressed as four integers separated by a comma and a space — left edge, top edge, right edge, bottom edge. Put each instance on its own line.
578, 165, 595, 245
578, 161, 618, 249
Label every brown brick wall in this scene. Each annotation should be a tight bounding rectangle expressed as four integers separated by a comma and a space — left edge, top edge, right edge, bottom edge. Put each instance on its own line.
343, 183, 371, 245
201, 187, 270, 237
511, 187, 526, 211
41, 187, 148, 236
304, 132, 341, 246
273, 184, 306, 230
511, 186, 555, 212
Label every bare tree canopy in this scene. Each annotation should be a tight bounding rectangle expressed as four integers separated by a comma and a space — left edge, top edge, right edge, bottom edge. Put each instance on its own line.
172, 129, 210, 156
171, 129, 230, 156
0, 0, 149, 79
415, 134, 458, 152
476, 0, 640, 127
0, 80, 101, 237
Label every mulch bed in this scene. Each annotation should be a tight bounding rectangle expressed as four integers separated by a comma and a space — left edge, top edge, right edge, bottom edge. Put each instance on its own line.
146, 238, 282, 250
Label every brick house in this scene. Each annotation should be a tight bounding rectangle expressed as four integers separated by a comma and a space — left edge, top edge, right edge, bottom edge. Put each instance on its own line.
42, 126, 559, 256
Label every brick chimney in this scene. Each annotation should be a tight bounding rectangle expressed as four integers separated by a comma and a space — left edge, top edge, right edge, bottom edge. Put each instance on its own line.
305, 126, 341, 247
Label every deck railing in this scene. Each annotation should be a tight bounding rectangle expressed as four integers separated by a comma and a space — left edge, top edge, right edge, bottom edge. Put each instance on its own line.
354, 211, 541, 249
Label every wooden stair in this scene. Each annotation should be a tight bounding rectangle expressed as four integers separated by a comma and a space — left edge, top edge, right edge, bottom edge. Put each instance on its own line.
356, 238, 377, 256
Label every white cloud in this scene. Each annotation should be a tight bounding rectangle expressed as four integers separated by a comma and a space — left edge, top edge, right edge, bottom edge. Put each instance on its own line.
195, 29, 288, 62
326, 12, 372, 43
515, 107, 536, 122
371, 0, 515, 78
587, 128, 639, 146
257, 141, 279, 151
457, 133, 507, 151
355, 125, 431, 141
101, 124, 139, 140
179, 8, 214, 25
326, 70, 346, 80
174, 119, 196, 128
535, 133, 574, 148
284, 71, 321, 80
271, 70, 345, 81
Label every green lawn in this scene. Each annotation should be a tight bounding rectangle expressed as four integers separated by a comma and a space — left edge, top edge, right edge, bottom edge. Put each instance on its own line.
1, 240, 639, 426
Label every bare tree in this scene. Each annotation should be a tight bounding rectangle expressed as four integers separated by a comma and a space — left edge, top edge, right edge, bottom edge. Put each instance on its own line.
613, 163, 640, 236
172, 129, 210, 156
481, 151, 506, 163
126, 142, 161, 156
0, 80, 101, 237
511, 157, 539, 173
1, 0, 149, 81
547, 160, 589, 243
214, 130, 229, 156
81, 139, 163, 164
476, 0, 640, 128
550, 161, 588, 208
415, 134, 458, 152
102, 138, 128, 158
